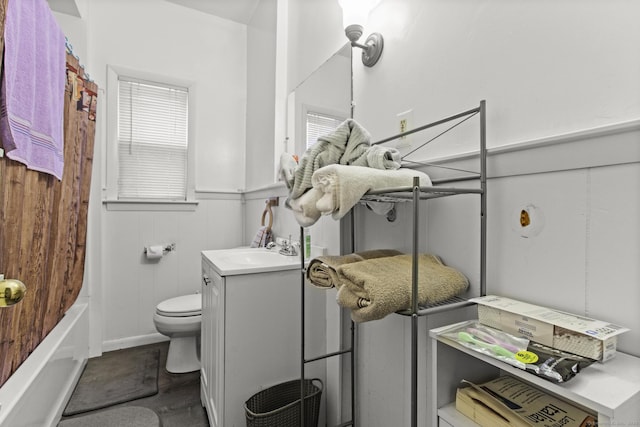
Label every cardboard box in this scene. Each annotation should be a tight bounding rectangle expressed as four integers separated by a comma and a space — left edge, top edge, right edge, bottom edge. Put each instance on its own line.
470, 295, 629, 362
456, 376, 597, 427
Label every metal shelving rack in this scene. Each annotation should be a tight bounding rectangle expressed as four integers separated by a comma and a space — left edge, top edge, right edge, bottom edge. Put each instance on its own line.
299, 100, 486, 427
299, 223, 357, 426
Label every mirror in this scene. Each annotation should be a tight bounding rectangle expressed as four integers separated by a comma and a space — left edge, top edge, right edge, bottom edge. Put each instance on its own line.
286, 43, 352, 158
281, 43, 352, 256
283, 44, 352, 427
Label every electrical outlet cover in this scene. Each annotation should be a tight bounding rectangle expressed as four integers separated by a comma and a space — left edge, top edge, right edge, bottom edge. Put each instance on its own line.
396, 109, 413, 148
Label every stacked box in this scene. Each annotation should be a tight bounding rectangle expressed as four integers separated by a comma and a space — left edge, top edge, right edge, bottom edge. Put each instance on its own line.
471, 295, 628, 361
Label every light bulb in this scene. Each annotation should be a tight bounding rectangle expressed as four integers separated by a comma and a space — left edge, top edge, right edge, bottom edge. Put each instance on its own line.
338, 0, 382, 41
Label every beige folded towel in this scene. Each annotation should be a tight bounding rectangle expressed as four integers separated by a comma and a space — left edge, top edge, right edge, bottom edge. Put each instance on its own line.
306, 249, 404, 289
336, 254, 469, 322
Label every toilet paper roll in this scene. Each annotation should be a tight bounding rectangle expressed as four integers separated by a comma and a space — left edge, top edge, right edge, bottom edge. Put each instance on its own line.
145, 245, 164, 260
512, 204, 545, 238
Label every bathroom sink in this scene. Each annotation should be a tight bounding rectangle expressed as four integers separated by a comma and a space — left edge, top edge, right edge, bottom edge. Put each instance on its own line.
202, 247, 300, 276
219, 250, 291, 266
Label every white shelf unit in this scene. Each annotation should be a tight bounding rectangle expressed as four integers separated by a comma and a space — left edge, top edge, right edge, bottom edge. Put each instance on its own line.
429, 321, 640, 426
299, 101, 488, 427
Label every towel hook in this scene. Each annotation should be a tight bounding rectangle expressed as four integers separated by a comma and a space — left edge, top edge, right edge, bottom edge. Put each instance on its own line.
261, 203, 273, 231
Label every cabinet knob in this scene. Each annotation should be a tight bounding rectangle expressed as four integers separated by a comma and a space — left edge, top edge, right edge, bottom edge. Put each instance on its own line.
202, 275, 211, 286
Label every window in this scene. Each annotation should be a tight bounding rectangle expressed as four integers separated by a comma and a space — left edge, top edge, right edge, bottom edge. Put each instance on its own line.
305, 111, 345, 150
117, 77, 188, 200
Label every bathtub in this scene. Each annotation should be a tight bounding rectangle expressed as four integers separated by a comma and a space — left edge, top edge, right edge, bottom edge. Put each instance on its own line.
0, 303, 89, 427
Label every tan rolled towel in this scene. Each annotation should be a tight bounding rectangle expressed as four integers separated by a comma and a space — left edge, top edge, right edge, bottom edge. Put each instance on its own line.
336, 254, 469, 322
306, 249, 404, 289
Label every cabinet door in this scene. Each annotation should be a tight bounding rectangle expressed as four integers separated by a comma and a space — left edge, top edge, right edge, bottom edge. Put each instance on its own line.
210, 270, 225, 427
200, 263, 213, 424
201, 264, 225, 427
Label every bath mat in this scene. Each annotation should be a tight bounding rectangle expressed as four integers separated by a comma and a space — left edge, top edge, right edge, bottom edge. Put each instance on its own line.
58, 406, 161, 427
63, 348, 160, 416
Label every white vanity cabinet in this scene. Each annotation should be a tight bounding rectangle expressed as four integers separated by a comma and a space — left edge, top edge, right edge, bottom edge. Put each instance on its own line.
200, 258, 224, 427
429, 322, 640, 427
200, 250, 313, 427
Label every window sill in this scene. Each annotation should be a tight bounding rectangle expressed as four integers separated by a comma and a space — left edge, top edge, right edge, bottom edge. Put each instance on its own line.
103, 199, 199, 211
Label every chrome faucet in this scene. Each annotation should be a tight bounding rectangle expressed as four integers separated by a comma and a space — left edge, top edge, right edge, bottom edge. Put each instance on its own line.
279, 235, 298, 256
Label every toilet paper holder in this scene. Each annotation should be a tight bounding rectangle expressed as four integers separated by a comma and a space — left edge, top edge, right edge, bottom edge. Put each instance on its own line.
143, 243, 176, 255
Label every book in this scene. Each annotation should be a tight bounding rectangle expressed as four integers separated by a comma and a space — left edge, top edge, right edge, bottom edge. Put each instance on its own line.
455, 376, 597, 427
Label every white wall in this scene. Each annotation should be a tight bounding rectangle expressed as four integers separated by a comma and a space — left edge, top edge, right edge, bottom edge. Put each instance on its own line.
75, 0, 249, 350
337, 0, 640, 425
349, 0, 640, 339
88, 0, 247, 193
245, 0, 277, 190
354, 0, 640, 155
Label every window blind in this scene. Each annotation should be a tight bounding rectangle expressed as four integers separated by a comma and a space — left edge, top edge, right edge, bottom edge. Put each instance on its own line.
118, 78, 188, 200
305, 111, 344, 149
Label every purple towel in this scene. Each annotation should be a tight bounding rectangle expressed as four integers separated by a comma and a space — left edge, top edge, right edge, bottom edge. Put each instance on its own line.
0, 0, 66, 179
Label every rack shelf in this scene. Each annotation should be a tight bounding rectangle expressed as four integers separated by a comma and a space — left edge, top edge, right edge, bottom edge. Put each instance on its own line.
429, 321, 640, 426
361, 186, 483, 202
299, 100, 487, 427
299, 236, 356, 427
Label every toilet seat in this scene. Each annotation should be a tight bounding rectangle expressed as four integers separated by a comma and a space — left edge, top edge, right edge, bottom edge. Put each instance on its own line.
156, 294, 201, 317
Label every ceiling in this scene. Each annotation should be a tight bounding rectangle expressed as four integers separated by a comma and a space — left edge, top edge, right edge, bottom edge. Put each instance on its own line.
164, 0, 261, 25
47, 0, 81, 17
47, 0, 261, 24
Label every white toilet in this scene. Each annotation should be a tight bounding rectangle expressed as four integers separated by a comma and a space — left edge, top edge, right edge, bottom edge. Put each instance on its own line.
153, 293, 202, 373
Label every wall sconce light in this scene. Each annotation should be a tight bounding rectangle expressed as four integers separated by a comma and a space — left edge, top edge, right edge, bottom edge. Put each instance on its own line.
338, 0, 384, 67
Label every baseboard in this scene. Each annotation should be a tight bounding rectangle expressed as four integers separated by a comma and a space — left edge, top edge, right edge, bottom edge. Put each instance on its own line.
102, 333, 169, 354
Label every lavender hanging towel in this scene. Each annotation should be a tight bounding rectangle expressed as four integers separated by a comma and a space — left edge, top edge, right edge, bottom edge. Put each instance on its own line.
0, 0, 66, 179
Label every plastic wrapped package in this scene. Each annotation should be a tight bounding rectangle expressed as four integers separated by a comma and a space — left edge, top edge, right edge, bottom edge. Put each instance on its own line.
439, 321, 595, 383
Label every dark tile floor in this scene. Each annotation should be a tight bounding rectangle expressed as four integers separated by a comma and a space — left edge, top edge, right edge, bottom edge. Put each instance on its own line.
59, 341, 209, 427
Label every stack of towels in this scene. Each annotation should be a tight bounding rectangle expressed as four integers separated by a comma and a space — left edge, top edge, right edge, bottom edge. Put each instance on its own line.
307, 250, 469, 322
280, 118, 432, 227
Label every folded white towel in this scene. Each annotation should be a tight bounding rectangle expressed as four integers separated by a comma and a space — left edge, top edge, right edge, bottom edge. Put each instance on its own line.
312, 165, 432, 220
288, 187, 323, 227
364, 145, 401, 170
279, 152, 298, 189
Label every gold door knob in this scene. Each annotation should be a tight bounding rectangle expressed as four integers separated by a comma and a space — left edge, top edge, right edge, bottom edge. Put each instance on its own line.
0, 275, 27, 307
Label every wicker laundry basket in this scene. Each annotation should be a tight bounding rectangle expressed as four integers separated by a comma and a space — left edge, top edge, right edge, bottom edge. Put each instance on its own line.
244, 378, 323, 427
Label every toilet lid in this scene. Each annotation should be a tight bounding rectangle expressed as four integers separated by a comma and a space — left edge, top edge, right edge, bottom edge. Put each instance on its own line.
156, 294, 201, 317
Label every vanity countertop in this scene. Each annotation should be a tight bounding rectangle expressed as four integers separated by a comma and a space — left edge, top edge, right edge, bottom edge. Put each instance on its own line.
202, 247, 301, 276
